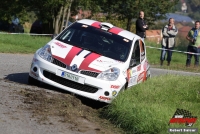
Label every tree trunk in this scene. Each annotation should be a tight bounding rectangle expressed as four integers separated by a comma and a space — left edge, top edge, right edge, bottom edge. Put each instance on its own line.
54, 6, 63, 34
59, 6, 68, 33
126, 18, 132, 31
65, 0, 73, 28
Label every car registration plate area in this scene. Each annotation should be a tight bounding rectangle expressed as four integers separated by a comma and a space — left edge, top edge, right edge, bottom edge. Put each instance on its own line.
56, 70, 85, 84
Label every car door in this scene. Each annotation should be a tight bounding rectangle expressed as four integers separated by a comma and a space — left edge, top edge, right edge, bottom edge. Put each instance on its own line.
127, 39, 143, 87
137, 39, 147, 83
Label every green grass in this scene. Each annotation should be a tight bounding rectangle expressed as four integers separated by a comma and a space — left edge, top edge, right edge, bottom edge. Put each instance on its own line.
146, 41, 200, 72
0, 34, 51, 53
100, 75, 200, 134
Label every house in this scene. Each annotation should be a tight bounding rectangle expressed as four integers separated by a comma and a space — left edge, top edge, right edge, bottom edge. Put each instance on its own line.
146, 30, 162, 44
178, 26, 192, 37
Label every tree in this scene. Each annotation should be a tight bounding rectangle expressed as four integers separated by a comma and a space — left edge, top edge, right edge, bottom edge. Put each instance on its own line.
185, 0, 200, 20
0, 0, 28, 23
97, 0, 179, 31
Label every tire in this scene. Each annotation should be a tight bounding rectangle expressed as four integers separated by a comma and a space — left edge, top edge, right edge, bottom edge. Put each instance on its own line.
28, 76, 39, 86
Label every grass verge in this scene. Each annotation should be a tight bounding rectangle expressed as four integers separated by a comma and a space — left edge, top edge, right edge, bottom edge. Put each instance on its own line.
100, 75, 200, 134
0, 34, 50, 53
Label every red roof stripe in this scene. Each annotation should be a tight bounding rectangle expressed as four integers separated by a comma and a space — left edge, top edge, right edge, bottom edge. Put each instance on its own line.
109, 27, 123, 34
91, 21, 101, 28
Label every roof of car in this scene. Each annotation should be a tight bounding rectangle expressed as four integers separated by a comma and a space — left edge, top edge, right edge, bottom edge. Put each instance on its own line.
77, 19, 138, 40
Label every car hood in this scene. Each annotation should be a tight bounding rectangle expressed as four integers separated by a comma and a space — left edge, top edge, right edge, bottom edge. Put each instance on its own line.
50, 40, 125, 72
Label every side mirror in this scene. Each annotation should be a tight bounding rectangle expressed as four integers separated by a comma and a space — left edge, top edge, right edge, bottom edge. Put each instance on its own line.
130, 59, 137, 67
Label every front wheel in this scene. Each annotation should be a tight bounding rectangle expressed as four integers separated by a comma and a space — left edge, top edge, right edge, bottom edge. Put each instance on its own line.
28, 76, 39, 86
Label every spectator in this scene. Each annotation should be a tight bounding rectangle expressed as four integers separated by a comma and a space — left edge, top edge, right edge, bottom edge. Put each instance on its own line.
185, 21, 200, 67
136, 11, 148, 41
160, 18, 178, 66
10, 15, 20, 32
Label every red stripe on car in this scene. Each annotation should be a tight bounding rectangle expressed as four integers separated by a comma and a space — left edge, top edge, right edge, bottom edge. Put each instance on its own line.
91, 22, 101, 28
53, 46, 82, 65
109, 27, 123, 34
79, 53, 101, 72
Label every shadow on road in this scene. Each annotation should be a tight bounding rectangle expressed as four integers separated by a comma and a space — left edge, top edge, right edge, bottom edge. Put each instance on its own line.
4, 72, 29, 84
4, 72, 107, 109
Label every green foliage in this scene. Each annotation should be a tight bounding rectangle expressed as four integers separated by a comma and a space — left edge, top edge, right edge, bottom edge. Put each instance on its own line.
100, 75, 200, 133
0, 0, 29, 24
97, 0, 179, 30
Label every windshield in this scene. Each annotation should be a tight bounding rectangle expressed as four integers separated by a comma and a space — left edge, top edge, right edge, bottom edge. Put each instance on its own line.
56, 22, 132, 62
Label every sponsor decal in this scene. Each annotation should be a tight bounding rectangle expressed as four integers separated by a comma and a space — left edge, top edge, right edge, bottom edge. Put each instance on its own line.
96, 60, 112, 63
96, 59, 124, 64
137, 72, 145, 82
169, 108, 197, 127
99, 96, 111, 101
137, 65, 141, 71
111, 85, 120, 89
108, 27, 123, 34
112, 91, 118, 96
55, 42, 67, 48
143, 61, 148, 71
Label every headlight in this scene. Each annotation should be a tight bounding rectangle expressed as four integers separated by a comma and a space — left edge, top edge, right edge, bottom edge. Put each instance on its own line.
97, 67, 120, 81
38, 45, 52, 62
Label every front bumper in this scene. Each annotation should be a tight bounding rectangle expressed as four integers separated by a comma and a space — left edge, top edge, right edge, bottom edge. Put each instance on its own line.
29, 52, 125, 103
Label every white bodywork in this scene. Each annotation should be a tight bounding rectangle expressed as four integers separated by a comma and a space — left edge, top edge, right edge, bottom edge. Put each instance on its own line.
29, 19, 150, 103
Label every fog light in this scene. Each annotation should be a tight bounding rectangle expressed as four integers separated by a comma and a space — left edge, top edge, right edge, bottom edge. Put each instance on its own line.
104, 91, 109, 96
33, 67, 37, 72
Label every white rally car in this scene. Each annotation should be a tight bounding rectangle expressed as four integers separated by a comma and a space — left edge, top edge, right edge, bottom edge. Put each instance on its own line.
28, 19, 151, 103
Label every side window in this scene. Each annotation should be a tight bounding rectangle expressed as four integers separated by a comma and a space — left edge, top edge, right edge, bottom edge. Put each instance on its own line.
131, 40, 140, 65
139, 40, 145, 62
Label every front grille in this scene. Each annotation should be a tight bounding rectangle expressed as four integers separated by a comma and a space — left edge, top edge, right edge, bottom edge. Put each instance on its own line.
43, 70, 98, 93
80, 70, 99, 78
52, 58, 66, 68
52, 57, 100, 78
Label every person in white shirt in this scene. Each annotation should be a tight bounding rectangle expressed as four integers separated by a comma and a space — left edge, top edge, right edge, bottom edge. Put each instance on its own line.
9, 15, 20, 32
12, 15, 19, 26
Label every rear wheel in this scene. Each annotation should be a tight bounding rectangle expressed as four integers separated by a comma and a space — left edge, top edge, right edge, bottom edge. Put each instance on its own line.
28, 76, 39, 86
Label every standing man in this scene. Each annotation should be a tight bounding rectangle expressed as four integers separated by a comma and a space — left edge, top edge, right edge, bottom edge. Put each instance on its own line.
160, 18, 178, 66
185, 21, 200, 67
10, 15, 20, 32
136, 11, 148, 41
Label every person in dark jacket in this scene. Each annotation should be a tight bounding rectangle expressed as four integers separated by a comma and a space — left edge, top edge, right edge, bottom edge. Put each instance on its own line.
136, 11, 148, 41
